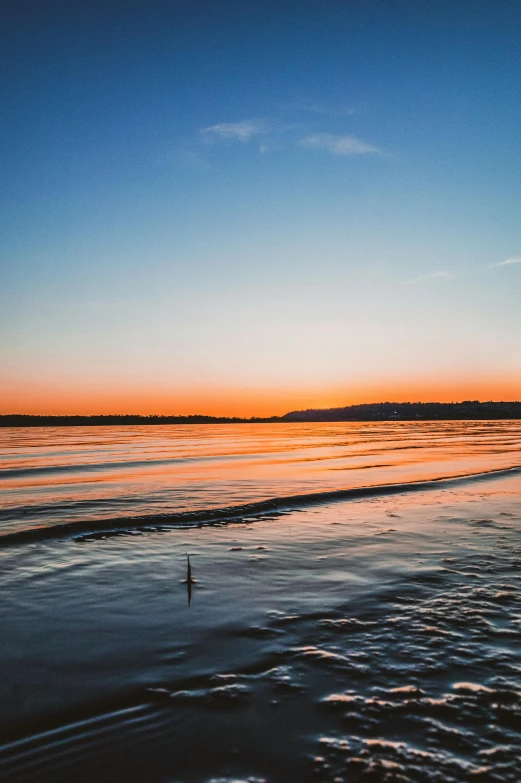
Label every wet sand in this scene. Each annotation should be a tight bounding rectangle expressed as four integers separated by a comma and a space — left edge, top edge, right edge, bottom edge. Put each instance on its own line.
1, 471, 521, 782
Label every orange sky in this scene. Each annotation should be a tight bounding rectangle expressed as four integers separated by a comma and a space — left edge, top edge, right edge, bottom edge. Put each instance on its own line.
2, 374, 520, 417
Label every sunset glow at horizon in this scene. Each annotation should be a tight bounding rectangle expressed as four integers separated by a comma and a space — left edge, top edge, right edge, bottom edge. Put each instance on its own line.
2, 374, 521, 418
2, 1, 520, 415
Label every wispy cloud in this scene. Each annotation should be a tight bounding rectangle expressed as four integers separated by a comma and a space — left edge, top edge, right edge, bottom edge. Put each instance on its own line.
286, 100, 361, 117
200, 120, 267, 142
198, 120, 384, 160
487, 257, 521, 269
299, 133, 381, 156
402, 271, 454, 286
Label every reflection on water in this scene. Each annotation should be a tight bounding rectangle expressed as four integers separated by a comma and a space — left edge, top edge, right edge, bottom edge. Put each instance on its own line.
1, 474, 521, 782
1, 421, 520, 539
1, 423, 521, 781
185, 555, 194, 607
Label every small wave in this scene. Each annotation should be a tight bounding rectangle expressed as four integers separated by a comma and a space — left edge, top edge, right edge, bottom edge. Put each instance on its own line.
1, 465, 520, 547
0, 456, 196, 480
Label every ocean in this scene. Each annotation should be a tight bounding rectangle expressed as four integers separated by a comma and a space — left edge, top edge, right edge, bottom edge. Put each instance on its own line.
1, 422, 521, 781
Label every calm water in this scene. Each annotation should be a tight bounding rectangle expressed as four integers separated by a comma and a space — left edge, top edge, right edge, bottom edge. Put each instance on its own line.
1, 422, 521, 782
1, 421, 521, 540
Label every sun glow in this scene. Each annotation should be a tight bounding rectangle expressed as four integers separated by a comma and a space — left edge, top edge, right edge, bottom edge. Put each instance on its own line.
2, 374, 520, 417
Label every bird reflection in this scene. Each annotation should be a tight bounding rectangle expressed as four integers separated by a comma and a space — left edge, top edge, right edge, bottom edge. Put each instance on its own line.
184, 554, 195, 606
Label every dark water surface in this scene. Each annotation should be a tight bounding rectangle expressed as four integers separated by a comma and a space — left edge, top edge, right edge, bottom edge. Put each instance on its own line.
1, 423, 521, 782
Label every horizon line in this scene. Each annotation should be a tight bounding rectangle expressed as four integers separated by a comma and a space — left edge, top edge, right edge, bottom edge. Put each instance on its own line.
2, 399, 521, 421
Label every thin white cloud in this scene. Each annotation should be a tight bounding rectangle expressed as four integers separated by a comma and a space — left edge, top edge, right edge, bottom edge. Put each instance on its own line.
487, 257, 521, 269
286, 100, 361, 117
402, 271, 454, 286
200, 120, 267, 142
300, 133, 381, 156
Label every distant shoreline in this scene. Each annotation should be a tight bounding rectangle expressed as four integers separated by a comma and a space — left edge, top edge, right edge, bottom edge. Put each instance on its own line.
2, 401, 521, 426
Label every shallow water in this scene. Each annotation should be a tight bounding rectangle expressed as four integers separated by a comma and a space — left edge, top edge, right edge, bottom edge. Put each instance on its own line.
1, 423, 521, 782
1, 421, 521, 540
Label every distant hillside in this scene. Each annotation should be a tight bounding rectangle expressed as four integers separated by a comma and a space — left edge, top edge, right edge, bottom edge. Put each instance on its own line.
2, 401, 521, 426
282, 401, 521, 421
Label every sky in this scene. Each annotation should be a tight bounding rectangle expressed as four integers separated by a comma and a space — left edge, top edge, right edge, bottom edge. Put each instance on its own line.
1, 0, 521, 416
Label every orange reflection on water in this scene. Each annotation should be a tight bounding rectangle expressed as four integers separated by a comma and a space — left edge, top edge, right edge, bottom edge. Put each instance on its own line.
1, 421, 521, 539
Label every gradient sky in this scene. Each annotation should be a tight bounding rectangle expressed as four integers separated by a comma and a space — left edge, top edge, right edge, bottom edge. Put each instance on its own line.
1, 0, 521, 416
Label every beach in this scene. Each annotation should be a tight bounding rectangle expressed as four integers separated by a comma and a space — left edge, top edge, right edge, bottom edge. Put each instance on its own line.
1, 423, 521, 782
4, 0, 521, 778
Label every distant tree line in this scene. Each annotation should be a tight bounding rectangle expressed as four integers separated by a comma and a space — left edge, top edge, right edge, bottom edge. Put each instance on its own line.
2, 401, 521, 426
282, 401, 521, 421
0, 414, 278, 427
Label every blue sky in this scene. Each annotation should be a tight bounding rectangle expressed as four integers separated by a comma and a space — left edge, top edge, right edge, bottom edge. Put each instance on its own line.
1, 0, 521, 414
